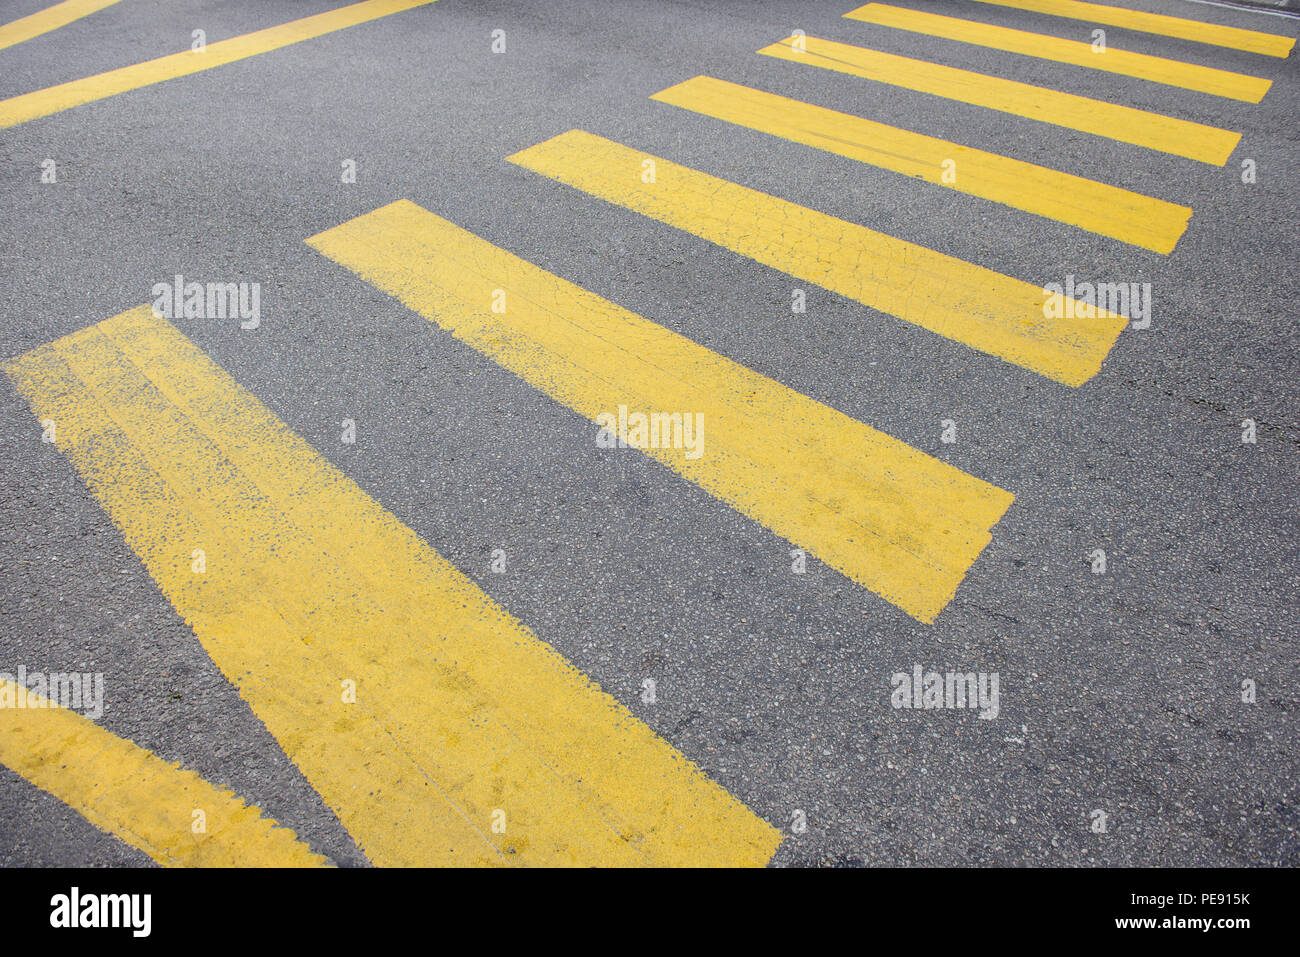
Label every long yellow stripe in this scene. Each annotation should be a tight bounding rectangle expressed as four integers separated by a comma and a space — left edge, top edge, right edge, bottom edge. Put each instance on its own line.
844, 3, 1271, 102
0, 680, 328, 867
651, 75, 1190, 254
4, 308, 780, 868
970, 0, 1296, 58
508, 129, 1127, 386
759, 34, 1240, 165
307, 199, 1016, 623
0, 0, 438, 129
0, 0, 124, 52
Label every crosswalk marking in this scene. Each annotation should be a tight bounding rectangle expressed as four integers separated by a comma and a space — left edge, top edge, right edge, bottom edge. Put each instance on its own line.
508, 129, 1128, 386
969, 0, 1296, 58
4, 307, 780, 868
844, 4, 1271, 102
759, 34, 1240, 165
307, 199, 1016, 624
0, 679, 328, 867
0, 0, 438, 130
651, 75, 1191, 254
0, 0, 124, 53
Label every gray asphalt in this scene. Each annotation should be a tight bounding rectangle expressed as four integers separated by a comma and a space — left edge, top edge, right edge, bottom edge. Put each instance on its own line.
0, 0, 1297, 867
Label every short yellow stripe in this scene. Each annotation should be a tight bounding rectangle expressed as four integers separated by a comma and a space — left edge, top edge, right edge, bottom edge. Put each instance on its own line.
970, 0, 1296, 58
4, 308, 780, 868
0, 680, 328, 867
651, 75, 1191, 254
508, 129, 1127, 386
759, 35, 1240, 165
0, 0, 438, 130
307, 199, 1016, 624
0, 0, 124, 52
844, 3, 1271, 102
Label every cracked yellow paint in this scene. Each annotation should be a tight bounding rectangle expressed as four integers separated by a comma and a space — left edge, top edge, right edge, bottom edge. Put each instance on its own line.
844, 4, 1271, 102
759, 34, 1241, 165
652, 75, 1191, 254
307, 199, 1015, 623
0, 0, 438, 129
969, 0, 1296, 59
0, 679, 328, 867
4, 307, 780, 867
0, 0, 125, 53
508, 129, 1128, 385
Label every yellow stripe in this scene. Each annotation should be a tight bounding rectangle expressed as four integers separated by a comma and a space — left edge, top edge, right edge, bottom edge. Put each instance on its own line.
509, 129, 1127, 386
307, 199, 1016, 624
0, 0, 124, 52
0, 680, 328, 867
0, 0, 438, 130
844, 3, 1271, 102
651, 75, 1190, 254
759, 34, 1240, 165
4, 307, 780, 868
970, 0, 1296, 58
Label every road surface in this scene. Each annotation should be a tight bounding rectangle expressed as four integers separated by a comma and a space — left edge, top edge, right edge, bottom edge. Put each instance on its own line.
0, 0, 1296, 867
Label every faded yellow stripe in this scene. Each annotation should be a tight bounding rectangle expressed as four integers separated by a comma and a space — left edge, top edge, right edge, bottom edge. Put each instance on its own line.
509, 129, 1127, 385
0, 680, 328, 867
759, 34, 1240, 165
0, 0, 438, 129
844, 3, 1271, 102
971, 0, 1295, 58
0, 0, 125, 52
651, 75, 1190, 254
307, 199, 1016, 623
4, 308, 780, 868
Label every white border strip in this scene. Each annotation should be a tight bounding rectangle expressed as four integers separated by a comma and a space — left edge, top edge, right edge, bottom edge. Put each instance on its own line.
1179, 0, 1300, 20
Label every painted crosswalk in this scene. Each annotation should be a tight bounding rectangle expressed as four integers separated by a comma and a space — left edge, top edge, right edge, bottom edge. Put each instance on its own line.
844, 3, 1272, 102
0, 0, 438, 130
509, 129, 1128, 385
0, 0, 125, 53
651, 75, 1191, 253
3, 0, 1294, 868
4, 307, 781, 867
968, 0, 1296, 57
0, 679, 328, 867
307, 199, 1016, 623
758, 34, 1242, 164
